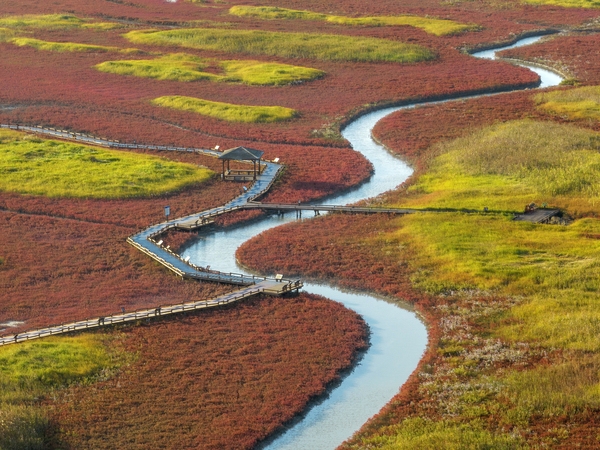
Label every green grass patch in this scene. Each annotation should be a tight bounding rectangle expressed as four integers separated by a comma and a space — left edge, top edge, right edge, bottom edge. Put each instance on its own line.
10, 37, 141, 53
0, 27, 17, 43
124, 28, 435, 63
0, 130, 213, 198
391, 214, 600, 294
373, 119, 600, 350
96, 53, 219, 82
151, 95, 298, 123
95, 53, 324, 85
0, 334, 125, 450
357, 417, 524, 449
523, 0, 600, 7
0, 335, 113, 387
220, 59, 324, 85
381, 213, 600, 350
536, 85, 600, 121
502, 354, 600, 425
502, 282, 600, 351
393, 120, 600, 211
229, 6, 479, 36
0, 13, 120, 30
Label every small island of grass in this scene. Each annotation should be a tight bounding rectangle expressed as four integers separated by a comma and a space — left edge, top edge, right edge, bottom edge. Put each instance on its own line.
124, 28, 435, 64
10, 37, 140, 53
0, 13, 120, 30
229, 6, 479, 36
95, 53, 324, 85
151, 96, 298, 123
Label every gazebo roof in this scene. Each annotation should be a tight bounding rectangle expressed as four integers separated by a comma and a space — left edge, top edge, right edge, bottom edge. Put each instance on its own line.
218, 146, 264, 161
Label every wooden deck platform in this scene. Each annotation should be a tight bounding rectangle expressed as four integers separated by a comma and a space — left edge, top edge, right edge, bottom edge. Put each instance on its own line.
256, 279, 303, 295
514, 209, 561, 223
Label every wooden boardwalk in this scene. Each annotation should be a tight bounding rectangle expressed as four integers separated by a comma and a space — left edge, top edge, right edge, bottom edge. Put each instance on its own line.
0, 123, 569, 346
0, 280, 301, 346
0, 124, 303, 346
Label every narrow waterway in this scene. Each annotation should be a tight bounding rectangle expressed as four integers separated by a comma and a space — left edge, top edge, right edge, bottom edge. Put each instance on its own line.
182, 35, 561, 449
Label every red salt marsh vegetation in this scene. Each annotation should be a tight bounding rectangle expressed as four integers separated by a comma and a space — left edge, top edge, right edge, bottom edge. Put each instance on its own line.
498, 32, 600, 84
1, 0, 600, 447
372, 90, 536, 168
47, 294, 368, 450
0, 210, 236, 335
0, 35, 541, 146
237, 87, 600, 447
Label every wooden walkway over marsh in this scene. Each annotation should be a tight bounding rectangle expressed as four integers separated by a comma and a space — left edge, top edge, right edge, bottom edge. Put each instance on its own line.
0, 123, 568, 345
0, 279, 301, 346
0, 124, 303, 346
244, 202, 417, 216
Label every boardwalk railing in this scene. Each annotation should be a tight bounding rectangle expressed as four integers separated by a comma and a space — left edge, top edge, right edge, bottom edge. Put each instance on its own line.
127, 237, 276, 285
0, 124, 221, 157
0, 285, 269, 346
126, 237, 187, 277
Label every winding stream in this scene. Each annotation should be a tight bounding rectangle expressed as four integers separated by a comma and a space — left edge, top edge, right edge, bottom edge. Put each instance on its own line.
182, 35, 562, 449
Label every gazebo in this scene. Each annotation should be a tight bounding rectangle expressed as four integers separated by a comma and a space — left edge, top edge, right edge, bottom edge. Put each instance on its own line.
218, 146, 264, 181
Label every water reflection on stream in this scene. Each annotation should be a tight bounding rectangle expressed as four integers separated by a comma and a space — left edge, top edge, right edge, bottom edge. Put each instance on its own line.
183, 35, 562, 449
